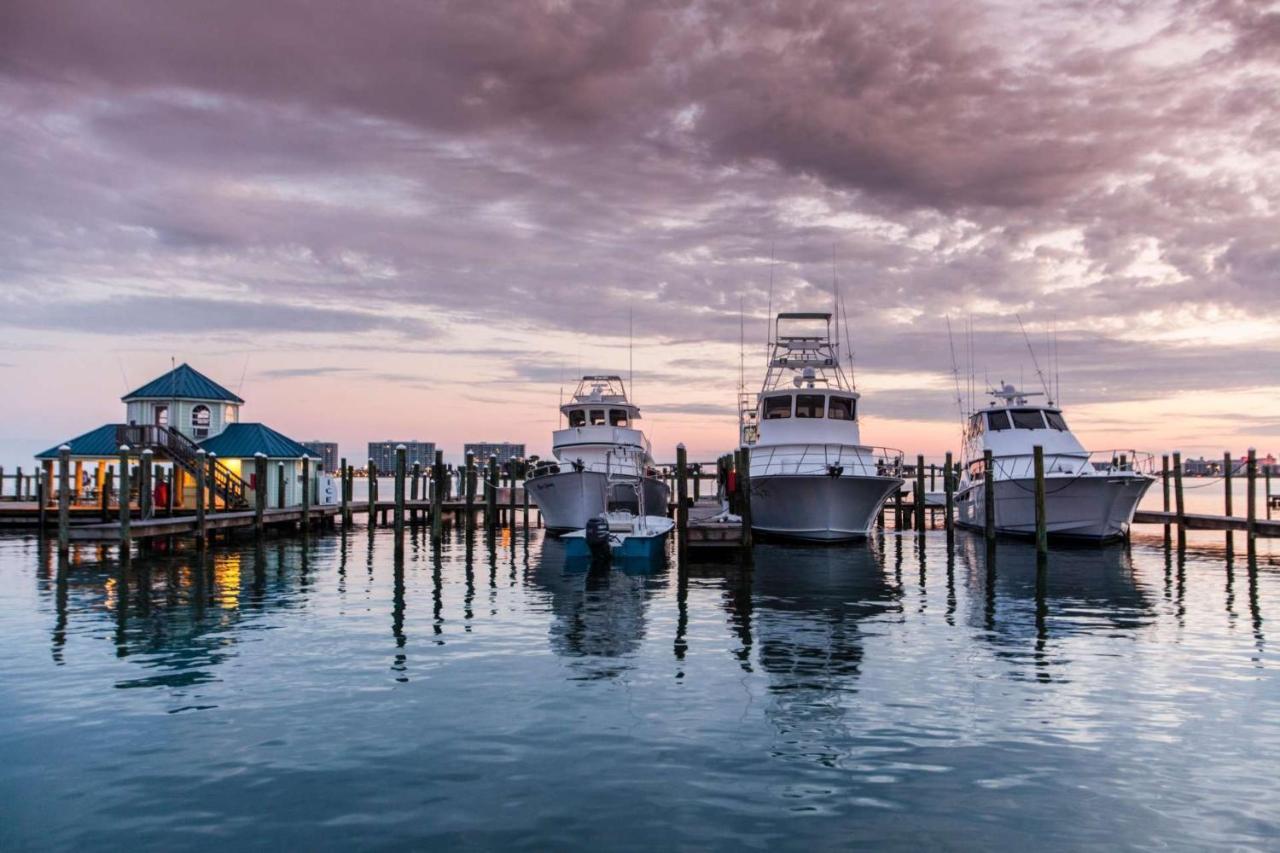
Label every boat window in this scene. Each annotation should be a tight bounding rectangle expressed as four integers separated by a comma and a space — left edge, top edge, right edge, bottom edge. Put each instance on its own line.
828, 396, 856, 420
1011, 409, 1045, 430
795, 394, 825, 418
568, 410, 586, 427
986, 410, 1011, 431
763, 395, 792, 419
1045, 410, 1069, 431
609, 409, 629, 427
590, 409, 607, 426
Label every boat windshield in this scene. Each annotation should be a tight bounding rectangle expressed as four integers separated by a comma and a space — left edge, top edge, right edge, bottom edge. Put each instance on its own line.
1011, 409, 1045, 429
568, 410, 586, 427
1045, 410, 1069, 431
987, 410, 1011, 431
828, 396, 856, 420
610, 409, 630, 427
590, 409, 607, 425
795, 394, 824, 418
763, 395, 792, 419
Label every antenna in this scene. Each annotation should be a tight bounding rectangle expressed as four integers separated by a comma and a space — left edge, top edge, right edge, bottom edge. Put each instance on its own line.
237, 352, 250, 395
840, 291, 855, 387
946, 315, 966, 428
628, 306, 634, 402
766, 240, 775, 360
831, 243, 840, 366
1015, 314, 1051, 401
1053, 321, 1061, 405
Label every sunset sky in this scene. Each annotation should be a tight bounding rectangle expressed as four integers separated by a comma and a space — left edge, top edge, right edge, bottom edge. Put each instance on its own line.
2, 0, 1278, 467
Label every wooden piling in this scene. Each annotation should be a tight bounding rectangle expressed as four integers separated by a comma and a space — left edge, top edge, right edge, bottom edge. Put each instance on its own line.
676, 444, 689, 550
254, 453, 267, 535
118, 445, 132, 549
101, 466, 113, 522
507, 461, 517, 529
195, 449, 207, 543
983, 449, 996, 542
915, 454, 926, 533
1224, 451, 1234, 547
1267, 465, 1273, 521
893, 484, 904, 530
1161, 454, 1171, 542
277, 461, 286, 509
57, 446, 71, 552
431, 449, 444, 542
1172, 450, 1186, 549
393, 445, 406, 536
465, 452, 476, 530
140, 449, 154, 520
1247, 447, 1257, 544
301, 455, 312, 533
411, 462, 420, 503
486, 456, 498, 532
943, 451, 954, 537
339, 457, 350, 527
367, 460, 378, 528
522, 461, 530, 529
1033, 445, 1048, 556
36, 470, 46, 534
206, 452, 217, 514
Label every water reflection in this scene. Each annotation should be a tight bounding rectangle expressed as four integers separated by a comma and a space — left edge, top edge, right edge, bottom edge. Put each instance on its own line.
531, 537, 668, 677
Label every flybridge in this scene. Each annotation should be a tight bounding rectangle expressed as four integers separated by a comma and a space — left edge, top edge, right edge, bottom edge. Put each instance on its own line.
762, 312, 850, 392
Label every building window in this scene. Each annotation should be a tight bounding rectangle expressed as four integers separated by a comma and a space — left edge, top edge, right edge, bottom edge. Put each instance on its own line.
155, 405, 169, 427
763, 395, 792, 419
192, 405, 211, 438
225, 405, 237, 424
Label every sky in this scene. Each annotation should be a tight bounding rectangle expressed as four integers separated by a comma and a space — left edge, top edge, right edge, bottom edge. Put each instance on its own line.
2, 0, 1279, 467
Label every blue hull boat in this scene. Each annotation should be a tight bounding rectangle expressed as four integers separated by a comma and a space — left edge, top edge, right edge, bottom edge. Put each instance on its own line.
563, 513, 674, 563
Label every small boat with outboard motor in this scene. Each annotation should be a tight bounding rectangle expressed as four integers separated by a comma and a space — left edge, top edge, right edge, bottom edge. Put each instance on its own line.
955, 383, 1154, 541
563, 511, 675, 562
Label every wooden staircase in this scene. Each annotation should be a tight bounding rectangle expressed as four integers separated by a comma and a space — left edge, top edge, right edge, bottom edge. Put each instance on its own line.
116, 425, 250, 508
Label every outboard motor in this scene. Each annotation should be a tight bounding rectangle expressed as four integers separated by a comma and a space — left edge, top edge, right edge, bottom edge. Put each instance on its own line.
584, 516, 612, 562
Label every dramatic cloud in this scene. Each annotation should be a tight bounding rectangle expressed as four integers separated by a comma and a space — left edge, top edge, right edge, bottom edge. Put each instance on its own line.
1, 0, 1278, 461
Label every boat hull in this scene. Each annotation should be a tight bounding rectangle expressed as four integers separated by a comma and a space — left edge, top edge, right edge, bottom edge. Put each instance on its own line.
527, 471, 670, 533
956, 474, 1153, 541
749, 474, 903, 542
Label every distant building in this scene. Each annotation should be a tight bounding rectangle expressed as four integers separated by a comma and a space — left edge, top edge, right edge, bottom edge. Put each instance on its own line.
367, 440, 435, 472
465, 442, 526, 467
302, 442, 339, 473
1182, 456, 1214, 477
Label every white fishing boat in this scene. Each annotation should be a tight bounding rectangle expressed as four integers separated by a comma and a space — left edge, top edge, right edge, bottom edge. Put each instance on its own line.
526, 375, 670, 533
740, 312, 904, 542
955, 383, 1154, 541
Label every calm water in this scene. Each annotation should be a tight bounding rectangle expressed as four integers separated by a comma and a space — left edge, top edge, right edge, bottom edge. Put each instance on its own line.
2, 524, 1278, 851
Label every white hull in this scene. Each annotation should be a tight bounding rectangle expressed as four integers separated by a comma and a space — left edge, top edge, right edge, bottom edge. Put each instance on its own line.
527, 470, 669, 533
956, 474, 1152, 541
749, 474, 903, 542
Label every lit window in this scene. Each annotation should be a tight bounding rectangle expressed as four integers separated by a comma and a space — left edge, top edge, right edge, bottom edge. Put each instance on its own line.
225, 405, 237, 424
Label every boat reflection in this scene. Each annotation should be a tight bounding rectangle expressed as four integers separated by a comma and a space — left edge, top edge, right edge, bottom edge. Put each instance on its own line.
530, 536, 669, 677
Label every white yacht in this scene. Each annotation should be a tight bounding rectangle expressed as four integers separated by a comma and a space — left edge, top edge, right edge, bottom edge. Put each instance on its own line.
955, 383, 1153, 541
526, 375, 670, 533
740, 313, 904, 542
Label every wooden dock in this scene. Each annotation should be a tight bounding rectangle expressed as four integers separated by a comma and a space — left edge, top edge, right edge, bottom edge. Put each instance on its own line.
1133, 510, 1280, 537
685, 499, 744, 549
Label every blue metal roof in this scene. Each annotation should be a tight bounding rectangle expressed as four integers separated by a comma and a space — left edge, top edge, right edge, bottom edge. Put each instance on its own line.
122, 363, 244, 404
198, 423, 320, 460
35, 424, 122, 459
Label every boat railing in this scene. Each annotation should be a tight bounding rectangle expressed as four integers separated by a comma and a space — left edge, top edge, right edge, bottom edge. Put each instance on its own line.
981, 450, 1155, 481
751, 444, 905, 479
